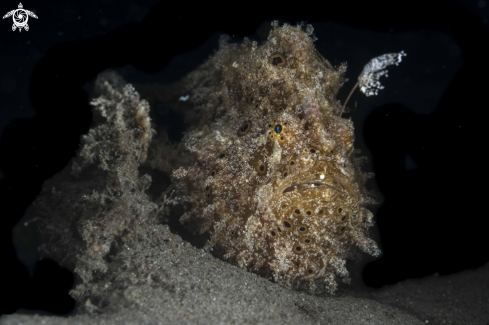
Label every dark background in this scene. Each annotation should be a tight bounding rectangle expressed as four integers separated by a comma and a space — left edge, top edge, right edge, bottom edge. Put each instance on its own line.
1, 0, 487, 315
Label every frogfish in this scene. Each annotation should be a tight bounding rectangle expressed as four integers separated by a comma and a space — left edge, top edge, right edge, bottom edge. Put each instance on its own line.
172, 22, 381, 293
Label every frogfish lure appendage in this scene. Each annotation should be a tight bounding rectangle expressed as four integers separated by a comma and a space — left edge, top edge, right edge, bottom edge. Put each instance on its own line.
340, 51, 407, 116
358, 51, 407, 97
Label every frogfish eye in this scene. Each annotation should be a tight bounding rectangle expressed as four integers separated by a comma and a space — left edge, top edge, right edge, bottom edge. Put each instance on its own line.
238, 120, 252, 136
240, 123, 249, 132
274, 124, 283, 134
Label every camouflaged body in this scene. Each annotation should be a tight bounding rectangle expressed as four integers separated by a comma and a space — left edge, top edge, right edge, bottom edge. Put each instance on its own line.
174, 23, 380, 293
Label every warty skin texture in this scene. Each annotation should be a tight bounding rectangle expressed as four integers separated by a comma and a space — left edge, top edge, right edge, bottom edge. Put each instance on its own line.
173, 22, 380, 293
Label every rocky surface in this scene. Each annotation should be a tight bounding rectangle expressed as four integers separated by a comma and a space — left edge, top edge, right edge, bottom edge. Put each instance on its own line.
2, 237, 488, 324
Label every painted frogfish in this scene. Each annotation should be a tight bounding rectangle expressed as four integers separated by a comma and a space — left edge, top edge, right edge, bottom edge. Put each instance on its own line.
172, 22, 382, 293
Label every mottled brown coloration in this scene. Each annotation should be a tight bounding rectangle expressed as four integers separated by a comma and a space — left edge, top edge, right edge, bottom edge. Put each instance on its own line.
173, 22, 380, 293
